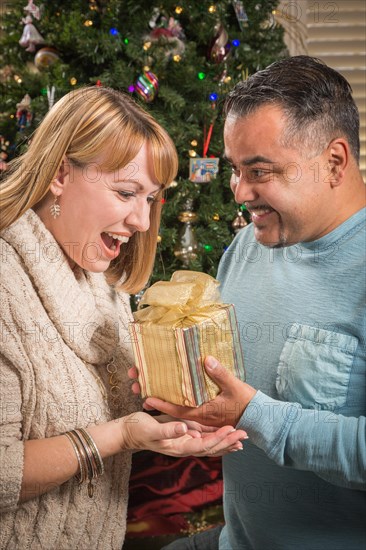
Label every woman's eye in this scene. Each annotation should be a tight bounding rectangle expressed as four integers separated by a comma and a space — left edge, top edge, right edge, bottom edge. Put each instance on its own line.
118, 191, 135, 200
231, 167, 240, 177
147, 196, 157, 204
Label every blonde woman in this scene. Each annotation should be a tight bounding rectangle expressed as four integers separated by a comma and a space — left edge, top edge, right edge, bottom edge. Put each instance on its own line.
0, 87, 245, 549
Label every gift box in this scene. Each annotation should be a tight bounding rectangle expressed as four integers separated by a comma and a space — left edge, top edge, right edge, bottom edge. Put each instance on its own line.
128, 271, 245, 407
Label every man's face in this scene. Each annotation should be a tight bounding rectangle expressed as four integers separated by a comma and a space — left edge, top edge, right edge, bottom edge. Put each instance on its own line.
224, 104, 337, 247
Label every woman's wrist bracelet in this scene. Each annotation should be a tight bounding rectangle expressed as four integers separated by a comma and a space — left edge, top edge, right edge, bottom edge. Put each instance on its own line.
64, 428, 104, 497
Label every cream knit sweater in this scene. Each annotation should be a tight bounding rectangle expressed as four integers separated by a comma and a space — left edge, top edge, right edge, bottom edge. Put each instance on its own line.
0, 209, 140, 549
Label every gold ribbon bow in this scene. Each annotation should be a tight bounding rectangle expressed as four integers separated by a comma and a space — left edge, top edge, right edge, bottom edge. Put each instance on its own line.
134, 271, 222, 327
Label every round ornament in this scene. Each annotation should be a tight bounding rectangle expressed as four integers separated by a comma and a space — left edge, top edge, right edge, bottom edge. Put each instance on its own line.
135, 71, 159, 103
34, 47, 60, 70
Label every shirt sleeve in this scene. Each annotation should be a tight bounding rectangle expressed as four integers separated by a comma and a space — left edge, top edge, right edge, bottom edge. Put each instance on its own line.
237, 390, 366, 490
0, 353, 25, 511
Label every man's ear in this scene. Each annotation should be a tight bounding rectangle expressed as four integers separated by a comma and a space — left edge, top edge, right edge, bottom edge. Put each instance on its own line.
49, 158, 70, 196
326, 138, 349, 187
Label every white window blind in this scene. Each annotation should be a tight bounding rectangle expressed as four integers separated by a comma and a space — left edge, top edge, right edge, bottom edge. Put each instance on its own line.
277, 0, 366, 179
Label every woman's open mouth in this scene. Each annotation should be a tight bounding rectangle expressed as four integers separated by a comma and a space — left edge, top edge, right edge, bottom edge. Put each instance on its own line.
100, 232, 129, 257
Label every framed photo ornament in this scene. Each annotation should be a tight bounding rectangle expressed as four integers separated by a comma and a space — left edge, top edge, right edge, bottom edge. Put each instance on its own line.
189, 157, 219, 183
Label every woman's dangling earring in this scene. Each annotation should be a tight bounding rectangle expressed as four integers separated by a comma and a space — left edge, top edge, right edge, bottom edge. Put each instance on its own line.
50, 194, 61, 219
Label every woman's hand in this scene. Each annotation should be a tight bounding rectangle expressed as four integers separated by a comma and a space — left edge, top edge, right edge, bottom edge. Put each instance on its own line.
118, 411, 246, 457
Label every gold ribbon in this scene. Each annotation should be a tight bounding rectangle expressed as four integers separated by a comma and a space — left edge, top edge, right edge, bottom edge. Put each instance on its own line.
134, 271, 222, 327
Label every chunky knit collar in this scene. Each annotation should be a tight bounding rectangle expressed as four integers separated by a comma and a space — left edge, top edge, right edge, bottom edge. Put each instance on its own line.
2, 209, 120, 365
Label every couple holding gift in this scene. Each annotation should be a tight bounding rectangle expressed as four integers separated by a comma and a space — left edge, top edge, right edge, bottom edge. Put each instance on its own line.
0, 56, 365, 550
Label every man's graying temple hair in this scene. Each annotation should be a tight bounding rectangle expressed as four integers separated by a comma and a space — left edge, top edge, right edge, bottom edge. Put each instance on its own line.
223, 55, 360, 162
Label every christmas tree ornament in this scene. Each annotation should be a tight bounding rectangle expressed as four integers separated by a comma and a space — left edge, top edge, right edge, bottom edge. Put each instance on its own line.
189, 157, 219, 182
208, 23, 231, 64
19, 15, 45, 52
212, 213, 220, 221
260, 11, 277, 30
174, 199, 198, 266
70, 77, 77, 86
34, 47, 60, 69
47, 85, 55, 110
15, 94, 32, 130
135, 71, 159, 103
232, 0, 249, 30
24, 0, 41, 20
149, 7, 161, 28
232, 210, 248, 233
216, 68, 231, 86
146, 9, 186, 62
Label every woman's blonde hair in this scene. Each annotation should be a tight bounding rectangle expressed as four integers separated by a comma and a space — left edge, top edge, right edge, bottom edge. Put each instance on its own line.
0, 87, 178, 293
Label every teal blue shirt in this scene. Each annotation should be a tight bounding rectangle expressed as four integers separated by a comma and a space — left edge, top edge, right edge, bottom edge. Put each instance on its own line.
217, 207, 366, 550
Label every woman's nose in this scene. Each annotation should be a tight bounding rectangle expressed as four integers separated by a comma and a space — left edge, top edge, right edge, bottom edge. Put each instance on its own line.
125, 201, 151, 232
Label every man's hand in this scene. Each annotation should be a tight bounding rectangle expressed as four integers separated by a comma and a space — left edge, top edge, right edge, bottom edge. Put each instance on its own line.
131, 356, 257, 427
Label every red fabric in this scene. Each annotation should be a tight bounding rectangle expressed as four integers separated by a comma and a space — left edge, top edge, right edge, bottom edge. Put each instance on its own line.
126, 451, 223, 537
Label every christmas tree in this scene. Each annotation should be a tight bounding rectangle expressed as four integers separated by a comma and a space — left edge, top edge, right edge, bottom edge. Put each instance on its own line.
0, 0, 286, 286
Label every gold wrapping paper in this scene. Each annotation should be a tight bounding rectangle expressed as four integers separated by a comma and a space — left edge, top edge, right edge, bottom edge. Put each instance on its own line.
129, 271, 245, 406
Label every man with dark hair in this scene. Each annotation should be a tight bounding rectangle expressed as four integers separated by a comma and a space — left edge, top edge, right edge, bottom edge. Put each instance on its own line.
148, 56, 366, 550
